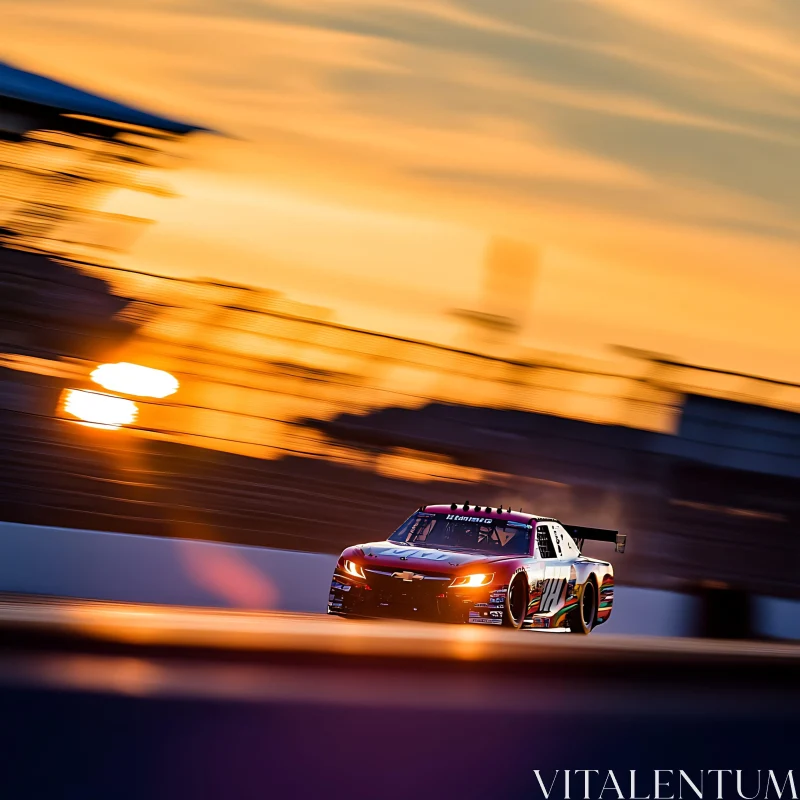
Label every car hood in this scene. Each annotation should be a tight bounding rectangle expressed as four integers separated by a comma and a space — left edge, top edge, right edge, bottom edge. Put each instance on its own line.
354, 541, 514, 571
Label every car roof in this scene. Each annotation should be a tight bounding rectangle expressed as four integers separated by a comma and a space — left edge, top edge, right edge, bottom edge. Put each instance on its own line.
422, 503, 556, 525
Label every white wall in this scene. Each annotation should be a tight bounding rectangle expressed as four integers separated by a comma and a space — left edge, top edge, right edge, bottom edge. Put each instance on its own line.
755, 596, 800, 640
593, 586, 700, 637
0, 521, 336, 613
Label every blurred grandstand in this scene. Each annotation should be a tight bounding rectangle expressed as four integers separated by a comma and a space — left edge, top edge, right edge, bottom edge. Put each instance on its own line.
1, 61, 799, 623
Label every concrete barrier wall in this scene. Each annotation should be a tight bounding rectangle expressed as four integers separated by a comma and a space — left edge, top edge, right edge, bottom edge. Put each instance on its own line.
0, 521, 795, 638
0, 521, 337, 613
755, 596, 800, 640
592, 586, 700, 637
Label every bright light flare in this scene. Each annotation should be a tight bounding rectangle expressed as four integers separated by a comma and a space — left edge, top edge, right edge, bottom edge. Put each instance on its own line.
450, 573, 494, 588
91, 362, 179, 399
64, 389, 138, 430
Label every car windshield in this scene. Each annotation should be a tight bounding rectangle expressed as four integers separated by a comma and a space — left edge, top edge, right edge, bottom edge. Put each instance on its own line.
389, 513, 532, 555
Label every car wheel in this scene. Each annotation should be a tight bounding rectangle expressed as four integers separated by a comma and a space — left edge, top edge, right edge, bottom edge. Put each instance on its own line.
503, 572, 528, 629
569, 579, 596, 635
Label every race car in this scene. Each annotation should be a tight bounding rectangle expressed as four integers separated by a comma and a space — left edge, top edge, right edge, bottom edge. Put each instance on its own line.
328, 502, 626, 633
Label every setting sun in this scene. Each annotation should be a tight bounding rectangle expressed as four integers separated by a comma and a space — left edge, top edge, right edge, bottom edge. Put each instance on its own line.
63, 389, 139, 429
91, 363, 179, 399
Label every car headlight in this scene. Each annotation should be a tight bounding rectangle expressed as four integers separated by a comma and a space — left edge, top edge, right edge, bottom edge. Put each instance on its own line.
450, 573, 494, 588
343, 559, 366, 580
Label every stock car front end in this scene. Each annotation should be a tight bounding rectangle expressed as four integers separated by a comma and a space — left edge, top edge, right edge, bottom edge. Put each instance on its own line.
328, 552, 509, 623
327, 505, 534, 625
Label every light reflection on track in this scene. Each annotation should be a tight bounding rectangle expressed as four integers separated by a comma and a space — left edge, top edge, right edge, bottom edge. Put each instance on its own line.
0, 595, 798, 665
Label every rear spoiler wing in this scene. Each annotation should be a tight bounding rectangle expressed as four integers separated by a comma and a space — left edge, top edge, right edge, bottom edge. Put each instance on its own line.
565, 525, 626, 554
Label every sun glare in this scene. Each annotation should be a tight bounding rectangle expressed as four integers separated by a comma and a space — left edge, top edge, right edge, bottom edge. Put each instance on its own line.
64, 389, 139, 430
91, 363, 179, 399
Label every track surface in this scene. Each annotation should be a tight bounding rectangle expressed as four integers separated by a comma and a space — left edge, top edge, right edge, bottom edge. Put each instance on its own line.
1, 596, 799, 799
2, 595, 799, 664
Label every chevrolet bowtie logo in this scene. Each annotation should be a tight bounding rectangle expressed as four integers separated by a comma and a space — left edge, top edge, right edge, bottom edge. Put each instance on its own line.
392, 571, 425, 582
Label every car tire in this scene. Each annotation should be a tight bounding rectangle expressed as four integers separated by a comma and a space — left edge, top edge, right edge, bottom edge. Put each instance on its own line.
569, 579, 597, 635
503, 572, 529, 629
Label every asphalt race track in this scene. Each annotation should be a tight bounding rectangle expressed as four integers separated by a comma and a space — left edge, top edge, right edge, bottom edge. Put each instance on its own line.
1, 596, 799, 799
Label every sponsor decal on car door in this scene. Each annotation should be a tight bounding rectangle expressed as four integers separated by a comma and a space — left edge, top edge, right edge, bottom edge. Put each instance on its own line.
539, 565, 570, 614
539, 577, 565, 613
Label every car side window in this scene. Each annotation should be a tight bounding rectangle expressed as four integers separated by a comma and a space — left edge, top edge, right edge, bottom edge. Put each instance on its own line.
536, 524, 557, 559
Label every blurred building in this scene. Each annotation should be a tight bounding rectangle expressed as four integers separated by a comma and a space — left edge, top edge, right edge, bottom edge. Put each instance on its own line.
0, 60, 202, 260
0, 61, 203, 527
0, 62, 203, 404
452, 237, 538, 357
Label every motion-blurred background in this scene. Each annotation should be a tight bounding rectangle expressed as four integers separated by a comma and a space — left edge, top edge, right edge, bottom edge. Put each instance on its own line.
2, 0, 799, 637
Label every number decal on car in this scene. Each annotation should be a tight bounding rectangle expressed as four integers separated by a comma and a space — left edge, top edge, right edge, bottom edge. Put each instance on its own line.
539, 578, 565, 613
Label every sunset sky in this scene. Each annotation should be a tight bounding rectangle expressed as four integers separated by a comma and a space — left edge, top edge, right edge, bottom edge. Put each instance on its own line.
3, 0, 799, 378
